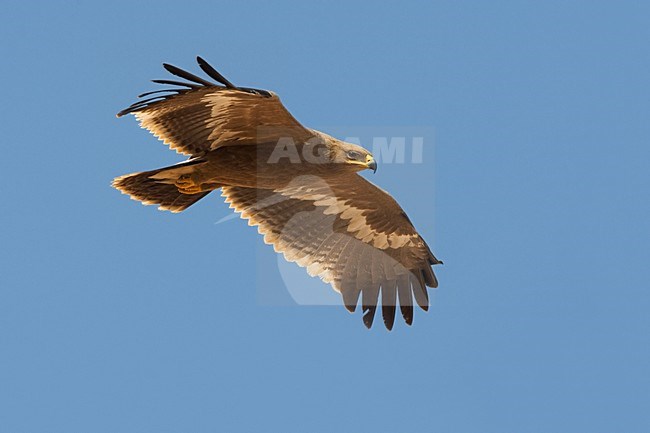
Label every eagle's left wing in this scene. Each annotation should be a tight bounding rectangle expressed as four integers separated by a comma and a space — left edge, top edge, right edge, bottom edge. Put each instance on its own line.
221, 174, 441, 330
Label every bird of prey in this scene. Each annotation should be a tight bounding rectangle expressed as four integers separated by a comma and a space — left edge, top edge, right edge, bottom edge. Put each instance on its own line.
113, 57, 442, 330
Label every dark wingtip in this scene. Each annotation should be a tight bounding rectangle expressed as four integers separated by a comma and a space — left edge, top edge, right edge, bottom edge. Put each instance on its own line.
362, 306, 376, 329
163, 62, 215, 87
401, 307, 413, 326
151, 79, 200, 89
382, 307, 396, 331
196, 56, 237, 88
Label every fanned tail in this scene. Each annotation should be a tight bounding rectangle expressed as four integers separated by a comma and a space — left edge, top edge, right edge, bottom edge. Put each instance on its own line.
112, 159, 210, 213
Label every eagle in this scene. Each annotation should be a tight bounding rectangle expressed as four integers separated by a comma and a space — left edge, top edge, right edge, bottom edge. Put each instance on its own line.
113, 57, 442, 330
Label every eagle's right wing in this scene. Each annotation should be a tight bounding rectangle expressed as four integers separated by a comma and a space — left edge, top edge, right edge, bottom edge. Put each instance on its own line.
221, 173, 441, 330
117, 57, 315, 156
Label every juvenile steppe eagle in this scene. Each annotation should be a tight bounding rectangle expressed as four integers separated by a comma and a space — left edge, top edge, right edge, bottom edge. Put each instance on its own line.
113, 57, 442, 330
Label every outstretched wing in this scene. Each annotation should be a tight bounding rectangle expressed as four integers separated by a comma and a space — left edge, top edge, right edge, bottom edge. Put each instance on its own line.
117, 56, 315, 156
221, 174, 441, 330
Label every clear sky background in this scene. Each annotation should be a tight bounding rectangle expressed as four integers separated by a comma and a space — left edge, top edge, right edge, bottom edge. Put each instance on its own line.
1, 1, 649, 432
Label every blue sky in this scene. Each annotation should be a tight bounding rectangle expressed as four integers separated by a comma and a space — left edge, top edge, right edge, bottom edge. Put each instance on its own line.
1, 1, 649, 432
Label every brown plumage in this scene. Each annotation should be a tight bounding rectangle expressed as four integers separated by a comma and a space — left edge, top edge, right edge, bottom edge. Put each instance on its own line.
113, 57, 442, 330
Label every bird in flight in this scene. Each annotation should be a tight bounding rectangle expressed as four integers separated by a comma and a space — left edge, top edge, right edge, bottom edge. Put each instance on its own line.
113, 57, 442, 329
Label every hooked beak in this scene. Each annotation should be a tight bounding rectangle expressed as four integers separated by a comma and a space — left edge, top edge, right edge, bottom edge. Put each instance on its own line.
366, 154, 377, 173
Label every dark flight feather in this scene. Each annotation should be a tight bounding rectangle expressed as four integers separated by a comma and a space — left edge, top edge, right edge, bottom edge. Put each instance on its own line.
197, 56, 236, 88
163, 63, 215, 87
398, 279, 414, 325
137, 89, 182, 98
381, 280, 398, 331
151, 79, 200, 89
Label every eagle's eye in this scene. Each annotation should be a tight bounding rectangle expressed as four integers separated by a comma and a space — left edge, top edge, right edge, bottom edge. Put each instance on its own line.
346, 150, 362, 160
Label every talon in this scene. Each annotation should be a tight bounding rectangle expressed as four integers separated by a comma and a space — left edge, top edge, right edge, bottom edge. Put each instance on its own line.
175, 174, 203, 194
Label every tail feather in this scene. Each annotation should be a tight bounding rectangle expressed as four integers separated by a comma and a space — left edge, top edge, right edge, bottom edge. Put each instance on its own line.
112, 160, 210, 213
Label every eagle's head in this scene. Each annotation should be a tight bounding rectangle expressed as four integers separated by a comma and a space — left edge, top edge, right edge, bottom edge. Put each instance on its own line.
310, 131, 377, 173
332, 142, 377, 173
